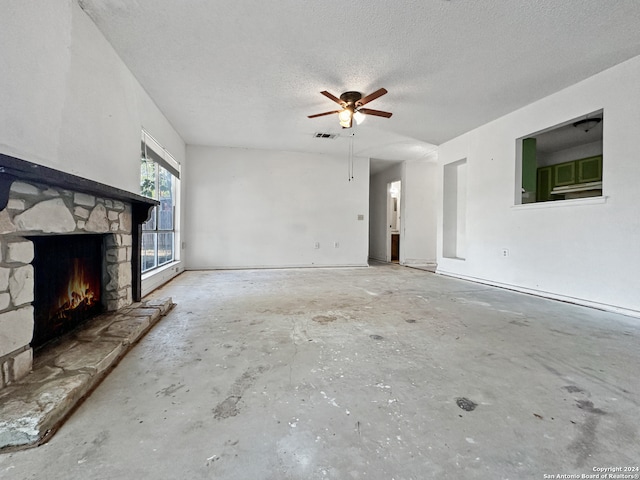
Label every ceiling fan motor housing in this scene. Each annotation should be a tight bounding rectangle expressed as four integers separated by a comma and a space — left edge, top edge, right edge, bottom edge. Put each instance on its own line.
339, 91, 362, 105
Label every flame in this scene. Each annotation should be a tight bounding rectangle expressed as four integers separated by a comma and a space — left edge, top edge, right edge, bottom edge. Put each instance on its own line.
55, 259, 99, 314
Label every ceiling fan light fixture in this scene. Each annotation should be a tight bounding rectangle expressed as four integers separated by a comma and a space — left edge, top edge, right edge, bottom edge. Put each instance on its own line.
353, 110, 366, 125
338, 108, 353, 128
573, 117, 601, 133
308, 88, 391, 129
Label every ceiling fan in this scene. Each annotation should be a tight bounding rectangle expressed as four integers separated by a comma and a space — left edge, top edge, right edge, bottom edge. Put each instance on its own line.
308, 88, 392, 128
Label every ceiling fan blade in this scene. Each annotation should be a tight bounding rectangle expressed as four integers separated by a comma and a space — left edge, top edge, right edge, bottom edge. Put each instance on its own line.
320, 90, 344, 105
358, 88, 388, 106
308, 110, 342, 118
359, 108, 393, 118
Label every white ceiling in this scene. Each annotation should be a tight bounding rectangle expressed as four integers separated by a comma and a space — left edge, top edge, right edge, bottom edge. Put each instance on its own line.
78, 0, 640, 171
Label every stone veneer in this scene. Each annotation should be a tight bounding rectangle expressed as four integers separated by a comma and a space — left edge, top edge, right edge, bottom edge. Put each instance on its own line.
0, 180, 135, 389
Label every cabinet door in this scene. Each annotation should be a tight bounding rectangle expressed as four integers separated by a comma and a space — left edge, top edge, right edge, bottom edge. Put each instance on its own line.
577, 155, 602, 183
554, 161, 576, 186
536, 166, 553, 202
391, 234, 400, 261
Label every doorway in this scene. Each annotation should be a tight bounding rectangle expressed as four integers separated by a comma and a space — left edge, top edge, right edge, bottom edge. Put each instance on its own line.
387, 180, 401, 263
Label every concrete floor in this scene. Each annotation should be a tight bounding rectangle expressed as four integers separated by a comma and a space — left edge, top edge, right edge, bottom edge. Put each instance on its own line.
2, 264, 639, 479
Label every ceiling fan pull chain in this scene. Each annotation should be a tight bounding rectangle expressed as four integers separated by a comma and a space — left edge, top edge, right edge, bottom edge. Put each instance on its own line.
347, 138, 351, 182
349, 131, 355, 181
352, 132, 355, 180
348, 134, 352, 182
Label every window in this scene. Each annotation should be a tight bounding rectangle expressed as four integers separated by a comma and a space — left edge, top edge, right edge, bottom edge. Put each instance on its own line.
517, 110, 603, 204
140, 130, 180, 273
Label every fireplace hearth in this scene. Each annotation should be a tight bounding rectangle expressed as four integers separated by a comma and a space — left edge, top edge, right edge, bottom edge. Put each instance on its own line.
0, 153, 158, 389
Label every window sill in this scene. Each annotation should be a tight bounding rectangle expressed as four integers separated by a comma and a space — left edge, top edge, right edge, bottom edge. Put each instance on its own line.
142, 260, 181, 281
141, 260, 182, 297
512, 195, 607, 210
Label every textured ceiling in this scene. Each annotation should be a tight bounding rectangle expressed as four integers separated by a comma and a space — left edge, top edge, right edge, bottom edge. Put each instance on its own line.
78, 0, 640, 168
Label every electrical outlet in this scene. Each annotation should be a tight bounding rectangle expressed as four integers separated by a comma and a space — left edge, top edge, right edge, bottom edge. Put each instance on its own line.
334, 242, 339, 248
502, 248, 509, 257
314, 242, 320, 249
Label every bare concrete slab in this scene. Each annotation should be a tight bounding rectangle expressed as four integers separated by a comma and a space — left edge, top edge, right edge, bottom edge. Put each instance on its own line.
1, 265, 639, 479
0, 298, 172, 451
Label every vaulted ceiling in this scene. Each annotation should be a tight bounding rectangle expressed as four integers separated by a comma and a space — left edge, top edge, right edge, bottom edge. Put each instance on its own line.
78, 0, 640, 170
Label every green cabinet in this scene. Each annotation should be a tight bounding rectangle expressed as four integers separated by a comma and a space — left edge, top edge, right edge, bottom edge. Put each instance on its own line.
554, 161, 576, 186
577, 155, 602, 183
535, 155, 602, 202
536, 166, 553, 202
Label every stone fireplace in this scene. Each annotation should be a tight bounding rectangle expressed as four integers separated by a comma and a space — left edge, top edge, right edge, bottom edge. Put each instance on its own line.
0, 153, 157, 390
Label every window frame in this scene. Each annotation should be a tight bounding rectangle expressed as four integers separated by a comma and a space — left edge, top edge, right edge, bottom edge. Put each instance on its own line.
515, 110, 603, 206
140, 130, 180, 274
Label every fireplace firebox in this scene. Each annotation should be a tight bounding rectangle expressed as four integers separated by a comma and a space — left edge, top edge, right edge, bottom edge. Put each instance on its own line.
30, 235, 104, 348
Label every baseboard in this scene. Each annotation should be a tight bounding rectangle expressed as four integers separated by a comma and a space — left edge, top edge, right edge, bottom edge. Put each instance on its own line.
403, 258, 436, 266
436, 269, 640, 320
185, 263, 370, 271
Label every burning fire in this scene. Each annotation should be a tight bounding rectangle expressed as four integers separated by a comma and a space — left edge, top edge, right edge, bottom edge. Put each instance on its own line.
54, 259, 99, 318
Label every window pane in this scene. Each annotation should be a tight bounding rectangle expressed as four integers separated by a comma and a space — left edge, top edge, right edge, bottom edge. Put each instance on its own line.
157, 232, 174, 266
141, 233, 157, 272
140, 135, 178, 274
158, 206, 173, 230
158, 166, 174, 230
140, 159, 157, 199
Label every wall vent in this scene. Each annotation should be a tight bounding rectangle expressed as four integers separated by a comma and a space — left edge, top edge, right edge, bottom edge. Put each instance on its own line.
314, 132, 338, 139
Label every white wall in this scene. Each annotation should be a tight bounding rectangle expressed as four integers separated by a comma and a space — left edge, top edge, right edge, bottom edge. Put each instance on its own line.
403, 160, 438, 265
369, 160, 437, 265
185, 146, 369, 269
0, 0, 185, 192
0, 0, 187, 293
437, 54, 640, 317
